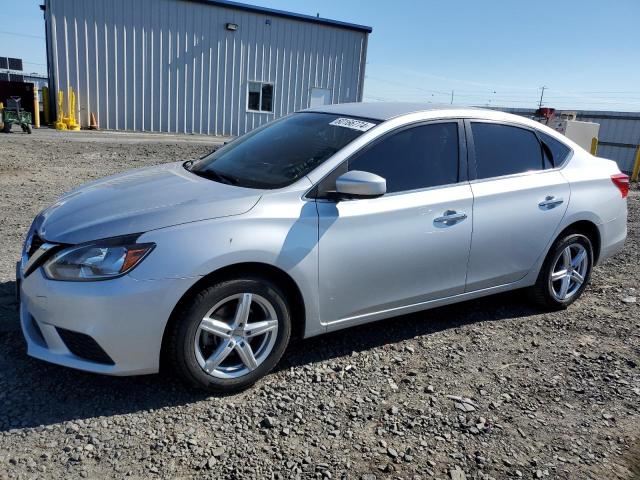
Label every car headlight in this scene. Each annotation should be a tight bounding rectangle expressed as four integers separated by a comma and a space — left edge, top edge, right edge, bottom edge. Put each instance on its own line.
42, 240, 155, 281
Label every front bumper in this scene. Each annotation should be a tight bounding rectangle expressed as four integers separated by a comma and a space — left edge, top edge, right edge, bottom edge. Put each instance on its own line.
18, 266, 197, 376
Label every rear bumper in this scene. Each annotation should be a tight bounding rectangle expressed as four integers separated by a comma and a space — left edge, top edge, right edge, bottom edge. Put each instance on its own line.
19, 268, 197, 376
598, 211, 627, 264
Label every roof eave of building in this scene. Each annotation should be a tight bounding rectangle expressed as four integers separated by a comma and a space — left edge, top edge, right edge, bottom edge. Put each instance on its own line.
182, 0, 373, 33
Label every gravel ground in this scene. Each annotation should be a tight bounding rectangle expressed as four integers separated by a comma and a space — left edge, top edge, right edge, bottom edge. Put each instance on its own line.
0, 129, 638, 480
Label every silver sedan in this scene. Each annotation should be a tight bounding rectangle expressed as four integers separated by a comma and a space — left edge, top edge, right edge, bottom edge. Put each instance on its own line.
17, 103, 628, 391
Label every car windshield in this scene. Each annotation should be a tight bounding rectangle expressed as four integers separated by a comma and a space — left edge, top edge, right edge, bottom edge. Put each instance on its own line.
188, 112, 379, 189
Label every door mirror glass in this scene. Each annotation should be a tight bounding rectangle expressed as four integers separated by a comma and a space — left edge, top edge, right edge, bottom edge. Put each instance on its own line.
335, 170, 386, 198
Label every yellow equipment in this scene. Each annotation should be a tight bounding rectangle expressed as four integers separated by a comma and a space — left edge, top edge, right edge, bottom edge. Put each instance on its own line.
67, 88, 80, 130
54, 90, 67, 130
54, 88, 81, 130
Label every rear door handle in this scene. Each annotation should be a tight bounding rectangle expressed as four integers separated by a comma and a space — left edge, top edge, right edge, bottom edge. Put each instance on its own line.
538, 196, 564, 209
434, 210, 467, 226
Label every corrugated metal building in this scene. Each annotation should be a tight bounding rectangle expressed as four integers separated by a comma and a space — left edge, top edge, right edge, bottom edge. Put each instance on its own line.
43, 0, 371, 135
500, 107, 640, 173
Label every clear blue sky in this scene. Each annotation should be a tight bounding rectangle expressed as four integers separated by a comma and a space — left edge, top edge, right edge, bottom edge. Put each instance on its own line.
3, 0, 640, 111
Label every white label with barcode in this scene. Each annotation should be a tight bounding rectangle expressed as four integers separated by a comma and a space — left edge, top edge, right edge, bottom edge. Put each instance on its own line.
329, 117, 376, 132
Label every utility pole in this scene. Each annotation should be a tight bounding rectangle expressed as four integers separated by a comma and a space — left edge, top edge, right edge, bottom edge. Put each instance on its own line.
451, 90, 454, 105
538, 86, 547, 108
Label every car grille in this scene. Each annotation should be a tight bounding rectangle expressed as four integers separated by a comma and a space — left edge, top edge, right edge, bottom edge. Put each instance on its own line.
28, 233, 44, 257
56, 327, 115, 365
22, 233, 62, 278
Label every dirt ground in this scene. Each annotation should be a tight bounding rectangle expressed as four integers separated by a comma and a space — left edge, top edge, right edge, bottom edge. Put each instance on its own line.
0, 128, 638, 479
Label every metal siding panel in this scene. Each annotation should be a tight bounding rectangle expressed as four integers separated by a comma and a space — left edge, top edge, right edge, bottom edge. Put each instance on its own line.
82, 3, 96, 128
123, 0, 133, 130
150, 3, 159, 132
184, 15, 193, 133
115, 0, 126, 130
201, 8, 208, 134
107, 1, 118, 129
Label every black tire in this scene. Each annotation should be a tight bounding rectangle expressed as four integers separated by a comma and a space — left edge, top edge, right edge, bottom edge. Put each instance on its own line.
529, 232, 593, 309
168, 277, 291, 393
3, 122, 10, 133
25, 124, 32, 134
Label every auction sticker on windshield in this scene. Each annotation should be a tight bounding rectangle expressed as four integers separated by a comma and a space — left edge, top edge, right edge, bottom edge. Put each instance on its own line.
329, 117, 376, 132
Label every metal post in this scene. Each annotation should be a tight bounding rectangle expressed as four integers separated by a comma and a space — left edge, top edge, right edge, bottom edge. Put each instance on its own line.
631, 145, 640, 183
42, 86, 50, 124
33, 85, 40, 128
538, 86, 546, 108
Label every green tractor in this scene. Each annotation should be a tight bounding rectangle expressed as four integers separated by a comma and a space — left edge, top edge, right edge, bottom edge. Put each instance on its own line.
2, 97, 32, 134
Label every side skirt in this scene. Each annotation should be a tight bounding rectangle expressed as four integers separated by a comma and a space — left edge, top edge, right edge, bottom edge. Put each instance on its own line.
320, 278, 534, 335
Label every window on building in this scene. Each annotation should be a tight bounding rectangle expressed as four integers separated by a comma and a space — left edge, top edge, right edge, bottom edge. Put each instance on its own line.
345, 122, 460, 194
248, 81, 274, 113
310, 87, 332, 107
471, 122, 545, 179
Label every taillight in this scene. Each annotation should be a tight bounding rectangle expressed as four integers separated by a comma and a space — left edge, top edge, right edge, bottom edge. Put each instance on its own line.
611, 173, 630, 198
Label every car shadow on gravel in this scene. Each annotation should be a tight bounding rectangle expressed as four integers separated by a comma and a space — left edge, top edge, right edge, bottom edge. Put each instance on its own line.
0, 286, 538, 432
0, 281, 19, 333
281, 290, 538, 370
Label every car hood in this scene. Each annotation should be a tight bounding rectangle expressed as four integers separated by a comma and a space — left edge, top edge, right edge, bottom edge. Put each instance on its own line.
34, 162, 263, 244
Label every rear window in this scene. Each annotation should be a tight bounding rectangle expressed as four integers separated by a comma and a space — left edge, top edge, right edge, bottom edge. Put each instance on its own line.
190, 113, 378, 189
538, 131, 571, 167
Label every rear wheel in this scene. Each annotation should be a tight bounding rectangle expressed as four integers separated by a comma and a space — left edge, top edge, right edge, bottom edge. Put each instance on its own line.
169, 277, 291, 392
25, 124, 32, 134
3, 122, 10, 133
529, 232, 593, 309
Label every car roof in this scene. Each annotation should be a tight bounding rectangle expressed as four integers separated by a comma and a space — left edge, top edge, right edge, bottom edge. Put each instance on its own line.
304, 102, 485, 121
302, 101, 583, 151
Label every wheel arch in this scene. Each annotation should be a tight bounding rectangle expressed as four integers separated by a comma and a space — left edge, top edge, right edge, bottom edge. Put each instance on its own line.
159, 262, 306, 369
556, 219, 602, 264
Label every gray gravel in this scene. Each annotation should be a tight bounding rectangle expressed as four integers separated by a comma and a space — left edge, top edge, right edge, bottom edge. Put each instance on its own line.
0, 129, 639, 479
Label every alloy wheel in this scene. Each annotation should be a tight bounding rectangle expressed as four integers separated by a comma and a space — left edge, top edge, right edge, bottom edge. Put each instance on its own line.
194, 293, 279, 379
548, 243, 589, 302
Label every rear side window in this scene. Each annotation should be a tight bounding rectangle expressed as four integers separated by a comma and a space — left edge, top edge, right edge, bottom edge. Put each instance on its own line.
347, 122, 459, 193
471, 123, 544, 179
538, 131, 571, 167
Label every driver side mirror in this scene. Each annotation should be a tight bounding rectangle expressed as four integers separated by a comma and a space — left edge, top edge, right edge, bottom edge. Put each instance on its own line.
334, 170, 386, 199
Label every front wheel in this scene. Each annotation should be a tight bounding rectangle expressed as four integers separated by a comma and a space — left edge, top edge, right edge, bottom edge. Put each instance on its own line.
168, 277, 291, 392
529, 232, 593, 309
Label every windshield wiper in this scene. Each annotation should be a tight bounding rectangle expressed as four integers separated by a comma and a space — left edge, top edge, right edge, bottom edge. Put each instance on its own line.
194, 169, 239, 186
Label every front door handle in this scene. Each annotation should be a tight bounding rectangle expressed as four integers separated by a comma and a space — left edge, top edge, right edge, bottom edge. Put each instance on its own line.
434, 210, 467, 226
538, 196, 564, 209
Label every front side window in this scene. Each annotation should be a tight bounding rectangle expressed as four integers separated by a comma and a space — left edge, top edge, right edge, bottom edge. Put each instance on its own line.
248, 81, 274, 112
471, 122, 545, 179
189, 113, 379, 189
346, 122, 460, 194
